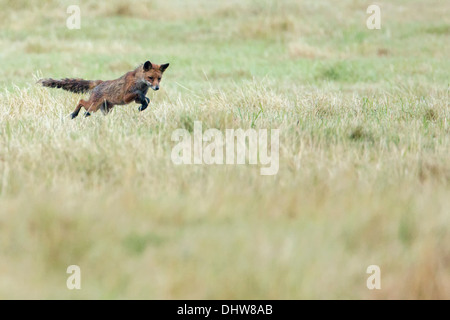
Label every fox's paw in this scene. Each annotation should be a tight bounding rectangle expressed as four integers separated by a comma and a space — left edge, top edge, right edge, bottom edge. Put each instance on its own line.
84, 112, 91, 118
70, 113, 78, 119
138, 105, 148, 112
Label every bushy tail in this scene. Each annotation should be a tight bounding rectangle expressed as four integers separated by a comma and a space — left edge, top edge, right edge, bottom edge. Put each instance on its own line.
38, 78, 103, 93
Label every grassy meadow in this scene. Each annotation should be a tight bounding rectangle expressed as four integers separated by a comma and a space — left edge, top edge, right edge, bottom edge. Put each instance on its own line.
0, 0, 449, 299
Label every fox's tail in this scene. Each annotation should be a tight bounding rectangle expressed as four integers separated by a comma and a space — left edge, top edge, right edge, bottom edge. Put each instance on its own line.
38, 78, 103, 93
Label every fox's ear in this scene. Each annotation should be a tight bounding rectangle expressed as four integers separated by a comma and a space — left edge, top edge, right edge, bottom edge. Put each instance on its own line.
160, 63, 170, 72
143, 61, 152, 71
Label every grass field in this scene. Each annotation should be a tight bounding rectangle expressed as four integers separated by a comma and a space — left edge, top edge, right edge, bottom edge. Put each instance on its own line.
0, 0, 449, 299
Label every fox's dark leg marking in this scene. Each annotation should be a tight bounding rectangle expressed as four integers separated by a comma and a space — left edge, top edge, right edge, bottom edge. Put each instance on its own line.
71, 99, 87, 119
124, 91, 149, 112
138, 94, 149, 112
71, 109, 80, 119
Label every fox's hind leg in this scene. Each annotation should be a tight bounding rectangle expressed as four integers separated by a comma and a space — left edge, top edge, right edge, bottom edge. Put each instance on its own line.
84, 98, 106, 117
71, 96, 103, 119
71, 99, 88, 119
71, 98, 96, 119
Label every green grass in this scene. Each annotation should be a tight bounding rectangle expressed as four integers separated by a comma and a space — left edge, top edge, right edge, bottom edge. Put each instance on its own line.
0, 0, 449, 299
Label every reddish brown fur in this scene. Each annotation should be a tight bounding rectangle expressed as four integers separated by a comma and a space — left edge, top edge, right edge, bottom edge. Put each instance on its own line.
39, 61, 169, 118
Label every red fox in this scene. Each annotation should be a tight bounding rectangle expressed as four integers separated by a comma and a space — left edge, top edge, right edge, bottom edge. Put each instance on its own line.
39, 61, 169, 118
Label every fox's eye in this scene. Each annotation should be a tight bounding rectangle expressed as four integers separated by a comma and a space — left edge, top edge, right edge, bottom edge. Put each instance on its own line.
149, 77, 154, 81
158, 77, 161, 81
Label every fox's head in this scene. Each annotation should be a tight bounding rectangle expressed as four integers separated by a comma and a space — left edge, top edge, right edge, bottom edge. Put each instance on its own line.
141, 60, 169, 91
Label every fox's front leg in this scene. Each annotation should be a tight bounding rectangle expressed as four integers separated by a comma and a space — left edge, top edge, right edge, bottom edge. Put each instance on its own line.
125, 91, 149, 112
137, 96, 150, 112
124, 91, 149, 112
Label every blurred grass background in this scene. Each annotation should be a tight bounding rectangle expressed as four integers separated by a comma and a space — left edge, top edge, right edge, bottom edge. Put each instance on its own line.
0, 0, 449, 299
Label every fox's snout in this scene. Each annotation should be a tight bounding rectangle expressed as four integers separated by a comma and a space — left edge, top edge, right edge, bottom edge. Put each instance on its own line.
151, 85, 160, 91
